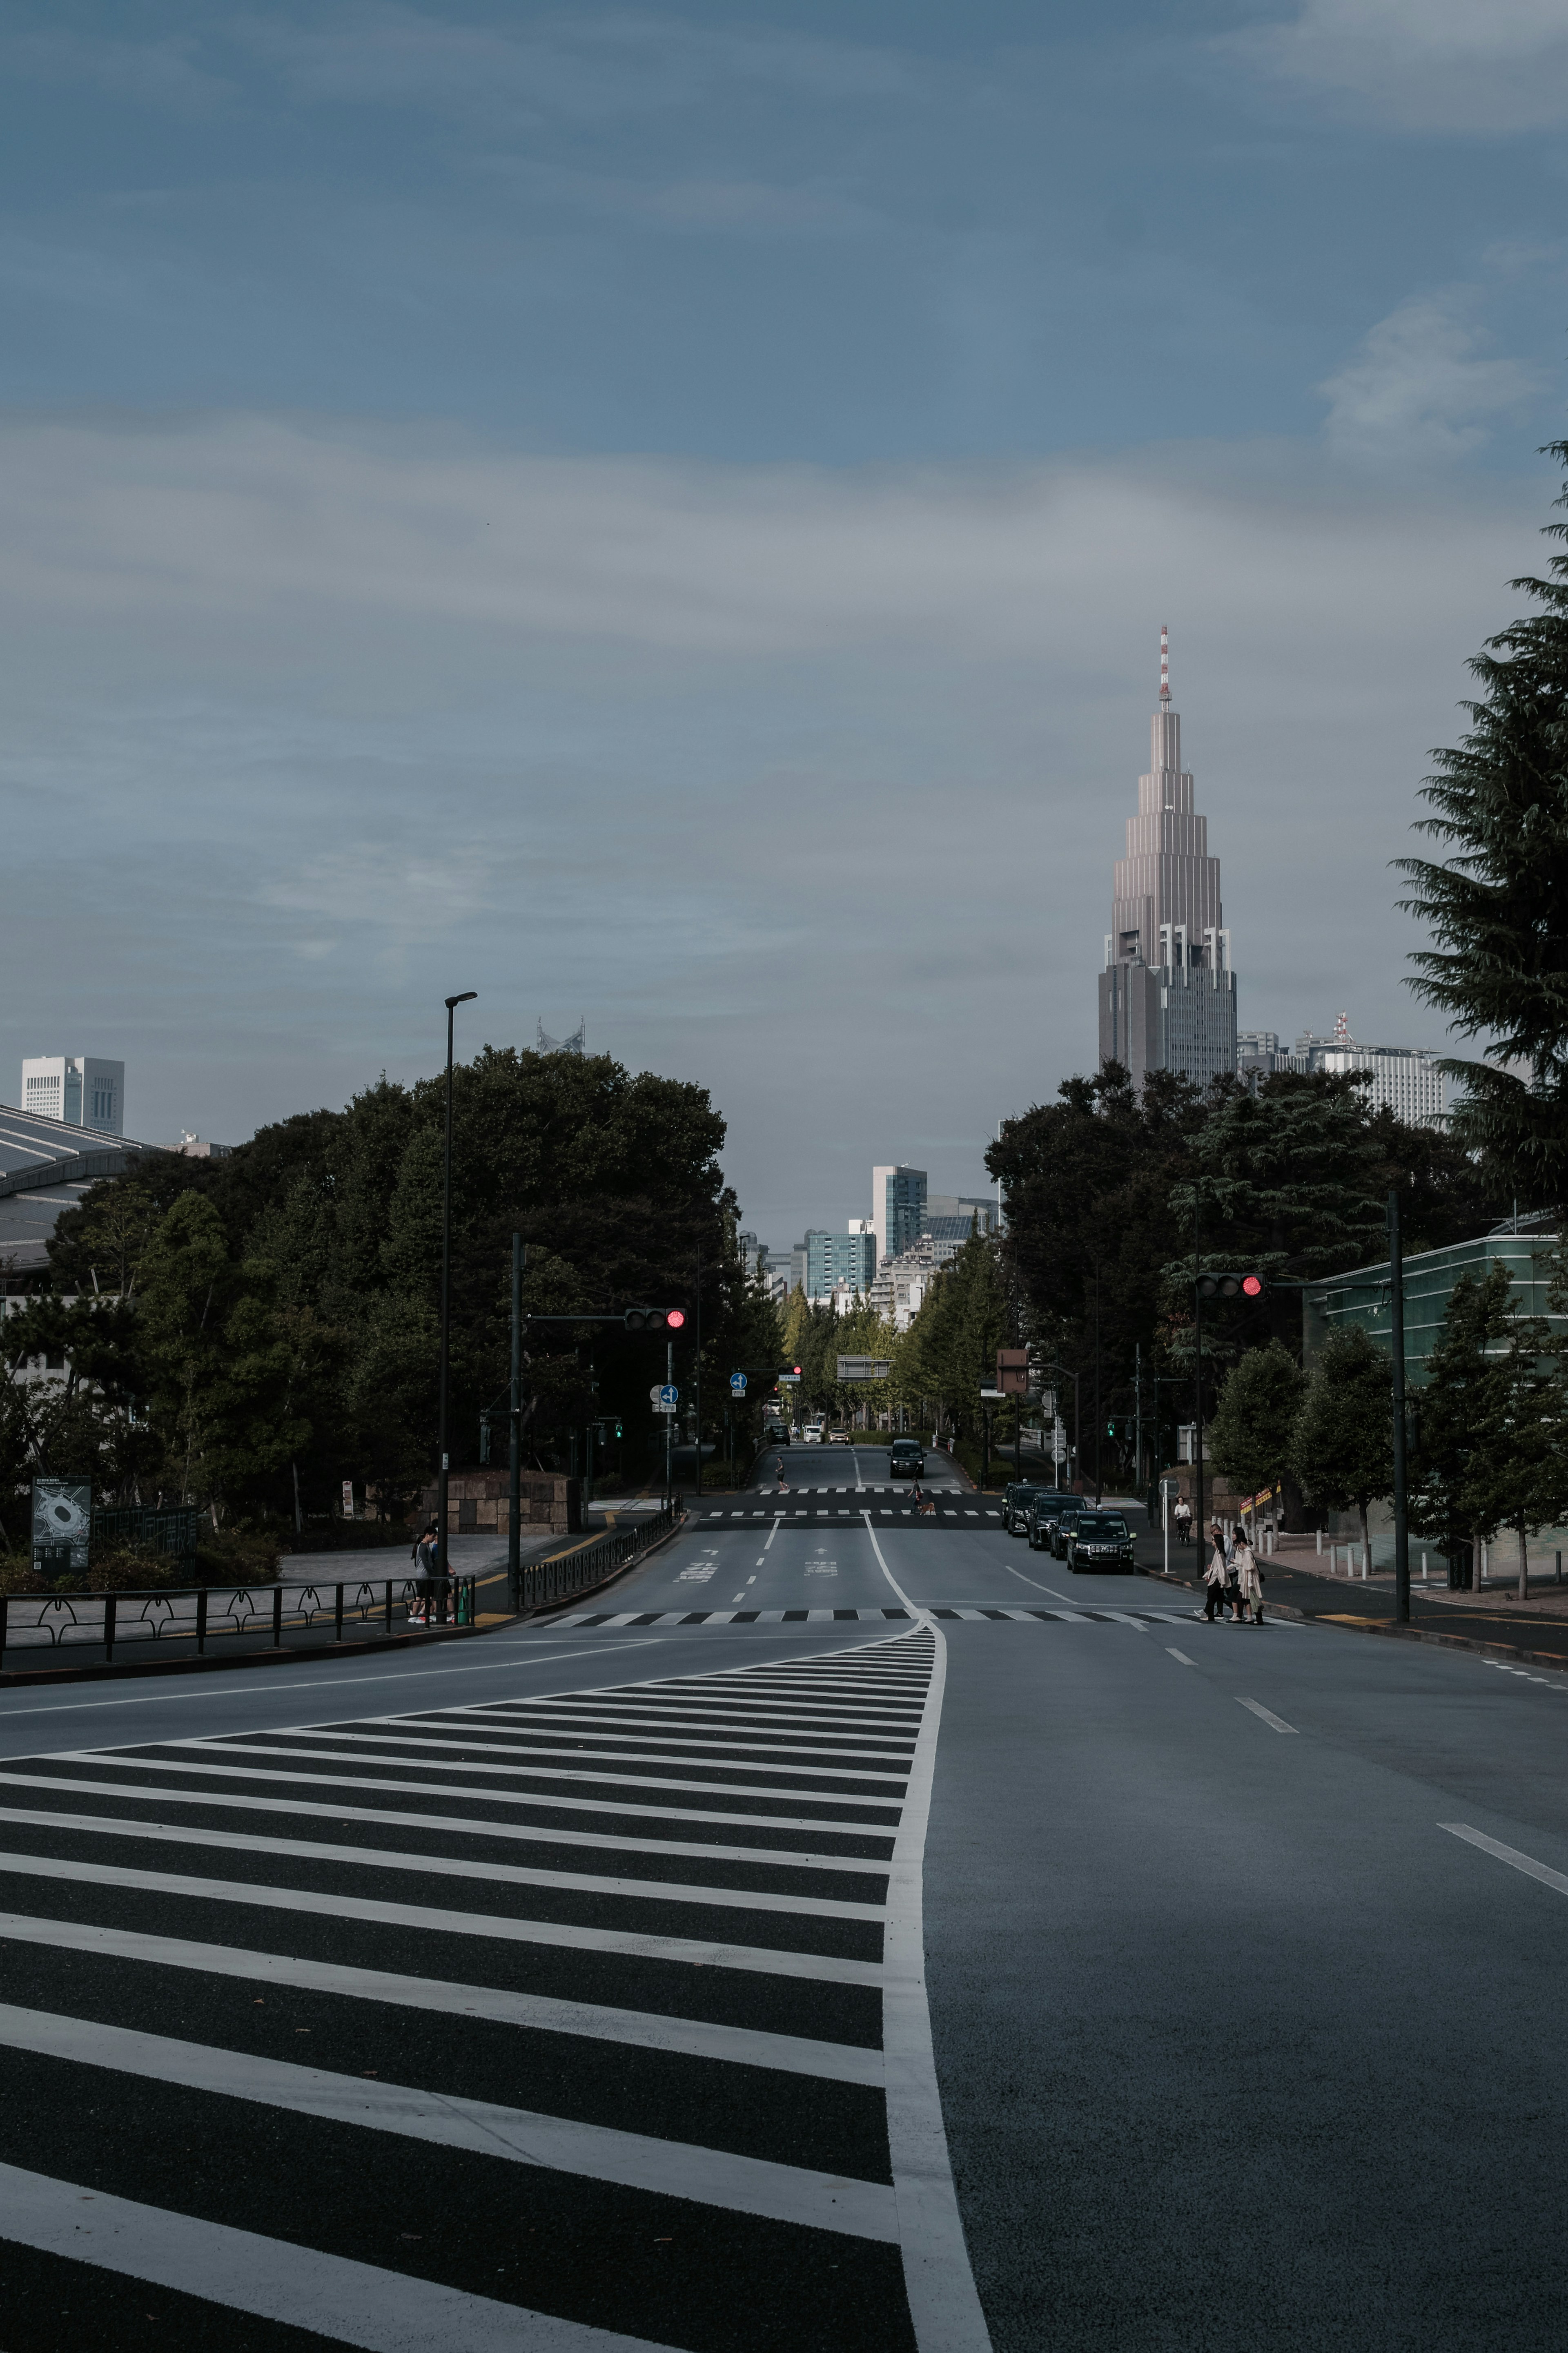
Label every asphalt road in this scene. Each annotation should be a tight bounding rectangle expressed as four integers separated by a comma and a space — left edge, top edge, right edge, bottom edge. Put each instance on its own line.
5, 1490, 1568, 2348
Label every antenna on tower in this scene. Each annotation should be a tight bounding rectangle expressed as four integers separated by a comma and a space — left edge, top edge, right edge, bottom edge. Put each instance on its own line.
1159, 624, 1171, 705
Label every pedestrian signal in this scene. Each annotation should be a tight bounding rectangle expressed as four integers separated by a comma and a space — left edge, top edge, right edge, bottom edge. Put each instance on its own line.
1194, 1272, 1267, 1300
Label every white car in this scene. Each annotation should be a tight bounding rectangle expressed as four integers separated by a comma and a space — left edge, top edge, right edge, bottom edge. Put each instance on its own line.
802, 1422, 824, 1444
827, 1430, 851, 1445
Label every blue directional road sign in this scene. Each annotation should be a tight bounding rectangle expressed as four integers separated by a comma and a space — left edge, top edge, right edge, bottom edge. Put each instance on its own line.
659, 1383, 679, 1407
730, 1372, 747, 1394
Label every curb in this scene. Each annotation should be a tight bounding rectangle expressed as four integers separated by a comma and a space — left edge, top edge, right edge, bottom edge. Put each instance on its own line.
529, 1507, 690, 1622
0, 1619, 484, 1692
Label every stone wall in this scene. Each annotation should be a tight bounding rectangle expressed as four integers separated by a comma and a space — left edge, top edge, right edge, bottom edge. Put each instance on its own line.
416, 1469, 582, 1537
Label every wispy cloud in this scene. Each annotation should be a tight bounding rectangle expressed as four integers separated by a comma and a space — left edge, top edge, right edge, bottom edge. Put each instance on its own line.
1319, 296, 1537, 463
1225, 0, 1568, 131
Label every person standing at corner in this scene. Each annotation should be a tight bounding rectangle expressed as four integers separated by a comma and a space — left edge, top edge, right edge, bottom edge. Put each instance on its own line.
412, 1522, 439, 1626
1203, 1523, 1228, 1622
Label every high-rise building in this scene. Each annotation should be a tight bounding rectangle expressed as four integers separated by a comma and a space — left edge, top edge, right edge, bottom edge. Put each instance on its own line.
871, 1166, 927, 1264
1097, 631, 1237, 1088
21, 1057, 125, 1136
805, 1228, 876, 1298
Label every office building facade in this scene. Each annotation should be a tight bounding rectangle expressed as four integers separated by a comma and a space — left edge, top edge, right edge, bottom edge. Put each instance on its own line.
870, 1166, 928, 1265
805, 1227, 877, 1298
21, 1057, 125, 1136
1097, 633, 1238, 1088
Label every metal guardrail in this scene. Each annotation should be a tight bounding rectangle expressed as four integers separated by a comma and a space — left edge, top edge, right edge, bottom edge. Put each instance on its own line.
0, 1572, 479, 1671
518, 1502, 682, 1611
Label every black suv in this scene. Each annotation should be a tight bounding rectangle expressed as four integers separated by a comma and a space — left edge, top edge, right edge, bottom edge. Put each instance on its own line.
890, 1438, 925, 1478
1066, 1511, 1136, 1572
1049, 1501, 1093, 1559
1004, 1483, 1061, 1538
1025, 1494, 1074, 1551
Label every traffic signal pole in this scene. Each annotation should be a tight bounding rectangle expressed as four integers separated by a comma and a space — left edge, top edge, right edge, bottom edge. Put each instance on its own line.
1389, 1188, 1410, 1624
1192, 1186, 1205, 1554
508, 1233, 523, 1611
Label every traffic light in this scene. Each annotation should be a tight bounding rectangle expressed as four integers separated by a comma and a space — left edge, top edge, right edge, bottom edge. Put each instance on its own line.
624, 1308, 687, 1331
1194, 1272, 1266, 1300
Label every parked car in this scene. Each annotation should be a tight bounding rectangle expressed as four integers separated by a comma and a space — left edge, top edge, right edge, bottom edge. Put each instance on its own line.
1003, 1481, 1060, 1537
1066, 1511, 1136, 1572
1025, 1493, 1074, 1551
802, 1422, 824, 1444
1049, 1502, 1091, 1559
890, 1438, 926, 1478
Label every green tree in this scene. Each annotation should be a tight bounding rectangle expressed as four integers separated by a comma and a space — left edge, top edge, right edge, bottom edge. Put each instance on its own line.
1291, 1325, 1394, 1570
1397, 437, 1568, 1209
1207, 1342, 1305, 1533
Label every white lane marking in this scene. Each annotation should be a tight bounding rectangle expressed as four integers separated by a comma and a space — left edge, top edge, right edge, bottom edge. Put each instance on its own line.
861, 1516, 993, 2352
0, 2161, 675, 2353
0, 1812, 886, 1921
210, 1729, 912, 1781
477, 1696, 917, 1729
0, 1770, 895, 1873
1440, 1822, 1568, 1898
0, 2005, 900, 2240
764, 1518, 781, 1551
0, 1641, 662, 1725
0, 1912, 885, 2085
1000, 1561, 1082, 1605
1236, 1697, 1298, 1734
43, 1751, 901, 1837
1166, 1648, 1196, 1666
0, 1851, 884, 1983
467, 1701, 911, 1743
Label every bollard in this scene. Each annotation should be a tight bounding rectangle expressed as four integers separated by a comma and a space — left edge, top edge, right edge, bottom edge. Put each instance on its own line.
196, 1587, 208, 1657
272, 1586, 283, 1647
1316, 1528, 1323, 1555
1421, 1552, 1428, 1582
334, 1583, 344, 1643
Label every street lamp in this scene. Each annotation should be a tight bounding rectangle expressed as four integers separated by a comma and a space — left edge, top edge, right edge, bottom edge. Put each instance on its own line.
437, 991, 477, 1575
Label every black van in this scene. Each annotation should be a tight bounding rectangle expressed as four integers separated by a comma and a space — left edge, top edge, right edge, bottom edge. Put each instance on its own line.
890, 1438, 926, 1477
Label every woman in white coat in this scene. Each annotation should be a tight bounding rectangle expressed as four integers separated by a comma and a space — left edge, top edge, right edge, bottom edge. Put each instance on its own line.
1234, 1528, 1264, 1624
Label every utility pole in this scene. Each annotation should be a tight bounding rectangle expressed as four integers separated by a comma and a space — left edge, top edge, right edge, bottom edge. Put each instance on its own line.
1388, 1189, 1410, 1624
508, 1234, 523, 1611
693, 1253, 702, 1503
666, 1336, 675, 1508
1093, 1263, 1103, 1503
436, 989, 477, 1575
1135, 1341, 1143, 1500
1192, 1182, 1205, 1553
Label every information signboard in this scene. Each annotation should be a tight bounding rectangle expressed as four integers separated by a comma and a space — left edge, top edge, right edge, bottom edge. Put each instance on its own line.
836, 1357, 891, 1382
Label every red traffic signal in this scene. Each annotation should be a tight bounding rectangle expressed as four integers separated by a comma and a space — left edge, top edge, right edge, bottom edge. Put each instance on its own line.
1195, 1272, 1267, 1301
665, 1309, 686, 1329
624, 1307, 687, 1332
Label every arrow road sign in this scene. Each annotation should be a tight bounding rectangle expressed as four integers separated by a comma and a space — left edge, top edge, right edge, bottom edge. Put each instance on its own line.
659, 1384, 679, 1406
730, 1372, 747, 1394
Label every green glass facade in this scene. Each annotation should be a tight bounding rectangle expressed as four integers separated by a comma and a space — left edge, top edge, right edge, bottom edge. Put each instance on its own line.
1303, 1229, 1566, 1386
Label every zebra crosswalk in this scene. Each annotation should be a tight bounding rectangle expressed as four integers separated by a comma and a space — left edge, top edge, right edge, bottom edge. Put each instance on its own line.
0, 1629, 988, 2351
553, 1605, 1205, 1628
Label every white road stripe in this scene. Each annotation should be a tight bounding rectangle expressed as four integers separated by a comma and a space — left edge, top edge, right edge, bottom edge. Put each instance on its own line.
1440, 1822, 1568, 1899
0, 1811, 887, 1921
1166, 1649, 1196, 1666
481, 1698, 920, 1728
0, 1772, 888, 1876
45, 1753, 902, 1836
0, 1850, 884, 1984
859, 1526, 994, 2352
1236, 1697, 1298, 1734
0, 2004, 899, 2242
0, 2162, 678, 2353
0, 1910, 885, 2085
176, 1735, 910, 1790
382, 1712, 915, 1758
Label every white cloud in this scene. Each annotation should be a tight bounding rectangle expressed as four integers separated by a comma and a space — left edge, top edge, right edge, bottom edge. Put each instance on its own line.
1319, 296, 1536, 462
0, 406, 1548, 1236
1225, 0, 1568, 130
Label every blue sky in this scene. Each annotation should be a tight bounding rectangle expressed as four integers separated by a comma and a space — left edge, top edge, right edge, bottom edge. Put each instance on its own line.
2, 1, 1566, 1245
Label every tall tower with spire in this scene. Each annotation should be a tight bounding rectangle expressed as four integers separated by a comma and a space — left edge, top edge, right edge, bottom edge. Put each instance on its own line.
1097, 630, 1238, 1088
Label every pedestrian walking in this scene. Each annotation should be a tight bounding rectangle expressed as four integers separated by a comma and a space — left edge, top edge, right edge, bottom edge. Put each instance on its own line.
1202, 1524, 1229, 1622
775, 1459, 789, 1493
1174, 1494, 1193, 1547
1220, 1525, 1246, 1622
1234, 1528, 1264, 1624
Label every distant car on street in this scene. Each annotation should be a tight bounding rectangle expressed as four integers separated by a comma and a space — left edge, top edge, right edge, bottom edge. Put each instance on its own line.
764, 1422, 789, 1445
890, 1439, 926, 1478
827, 1428, 851, 1445
1066, 1511, 1135, 1572
802, 1422, 824, 1444
1002, 1481, 1061, 1537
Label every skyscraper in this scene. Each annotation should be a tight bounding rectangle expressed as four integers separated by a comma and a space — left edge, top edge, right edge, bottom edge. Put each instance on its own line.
1097, 631, 1237, 1088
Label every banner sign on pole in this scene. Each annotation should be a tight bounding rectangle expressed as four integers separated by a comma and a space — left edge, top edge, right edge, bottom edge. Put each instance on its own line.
32, 1478, 91, 1574
836, 1356, 891, 1382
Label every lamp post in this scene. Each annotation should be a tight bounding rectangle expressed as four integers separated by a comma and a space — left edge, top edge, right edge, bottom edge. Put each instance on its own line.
437, 990, 477, 1575
1388, 1188, 1410, 1624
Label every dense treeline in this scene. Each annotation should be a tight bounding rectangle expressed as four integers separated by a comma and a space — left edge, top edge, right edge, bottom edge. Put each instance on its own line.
0, 1048, 781, 1532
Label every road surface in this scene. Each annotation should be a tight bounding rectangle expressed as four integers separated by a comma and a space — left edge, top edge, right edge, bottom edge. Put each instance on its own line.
3, 1457, 1568, 2349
